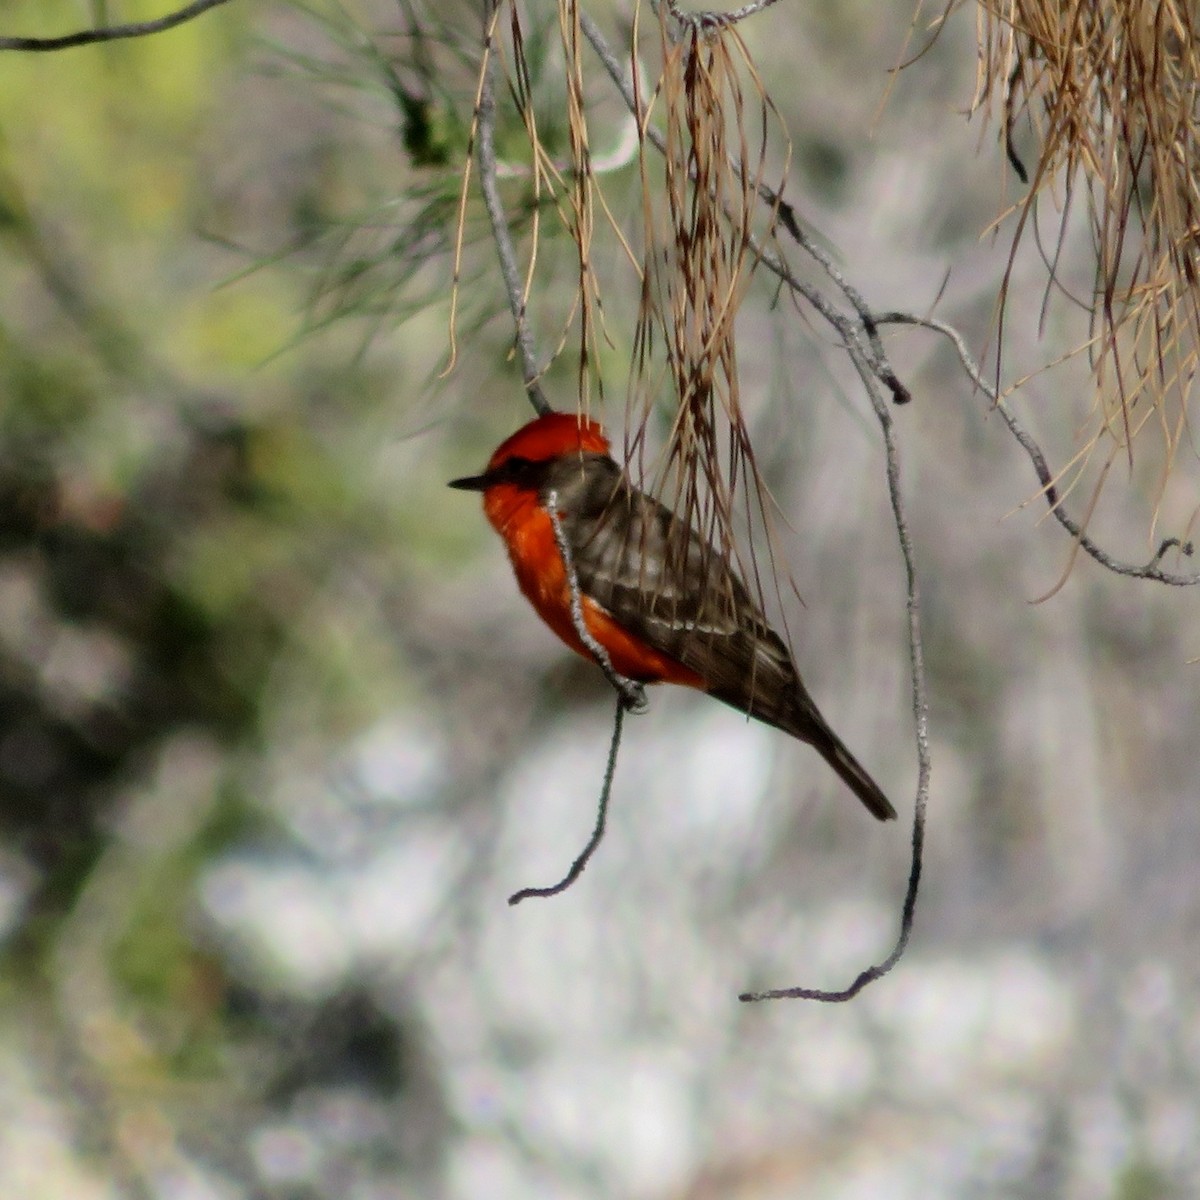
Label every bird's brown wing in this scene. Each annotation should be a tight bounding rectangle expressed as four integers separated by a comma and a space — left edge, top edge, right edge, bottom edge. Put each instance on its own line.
545, 456, 804, 734
543, 455, 897, 822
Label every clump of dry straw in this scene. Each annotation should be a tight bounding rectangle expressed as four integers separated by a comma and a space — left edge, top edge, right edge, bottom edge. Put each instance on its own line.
974, 0, 1200, 535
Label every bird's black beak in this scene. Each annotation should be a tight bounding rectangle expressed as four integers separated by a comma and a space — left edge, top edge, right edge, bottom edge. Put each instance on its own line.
447, 472, 490, 491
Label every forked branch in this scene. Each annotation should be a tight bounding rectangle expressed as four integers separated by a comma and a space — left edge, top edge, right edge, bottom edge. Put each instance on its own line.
878, 312, 1200, 589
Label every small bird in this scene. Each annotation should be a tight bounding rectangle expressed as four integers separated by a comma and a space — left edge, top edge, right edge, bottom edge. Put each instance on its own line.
450, 411, 896, 820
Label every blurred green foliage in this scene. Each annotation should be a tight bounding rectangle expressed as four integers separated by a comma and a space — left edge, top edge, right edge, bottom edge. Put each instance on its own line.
0, 2, 475, 1151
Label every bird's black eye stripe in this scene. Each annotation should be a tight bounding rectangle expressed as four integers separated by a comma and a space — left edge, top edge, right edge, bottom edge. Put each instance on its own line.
500, 455, 536, 480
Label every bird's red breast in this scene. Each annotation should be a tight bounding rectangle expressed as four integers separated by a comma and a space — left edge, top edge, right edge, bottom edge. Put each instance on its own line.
484, 476, 705, 687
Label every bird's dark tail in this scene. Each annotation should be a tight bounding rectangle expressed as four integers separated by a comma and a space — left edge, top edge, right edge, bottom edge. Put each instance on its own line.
702, 660, 897, 820
807, 714, 896, 821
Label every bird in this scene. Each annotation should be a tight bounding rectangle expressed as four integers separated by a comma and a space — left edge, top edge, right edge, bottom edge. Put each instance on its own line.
449, 410, 896, 821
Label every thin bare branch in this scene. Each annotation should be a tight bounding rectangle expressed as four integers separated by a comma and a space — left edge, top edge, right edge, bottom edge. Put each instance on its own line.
665, 0, 786, 31
507, 489, 644, 905
507, 696, 627, 905
741, 345, 930, 1003
583, 8, 927, 1000
545, 489, 647, 712
476, 2, 550, 416
878, 311, 1200, 588
0, 0, 233, 50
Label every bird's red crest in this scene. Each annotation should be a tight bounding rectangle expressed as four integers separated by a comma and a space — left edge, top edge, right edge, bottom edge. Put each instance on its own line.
487, 411, 610, 470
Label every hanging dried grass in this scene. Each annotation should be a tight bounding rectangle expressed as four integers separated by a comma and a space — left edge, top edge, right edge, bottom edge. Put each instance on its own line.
450, 0, 635, 411
456, 0, 795, 614
625, 2, 791, 615
974, 0, 1200, 534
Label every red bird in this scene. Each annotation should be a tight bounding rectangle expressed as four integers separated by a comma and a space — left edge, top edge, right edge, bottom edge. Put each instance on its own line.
450, 411, 896, 820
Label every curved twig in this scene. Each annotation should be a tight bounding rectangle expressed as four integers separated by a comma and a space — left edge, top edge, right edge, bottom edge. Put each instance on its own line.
582, 4, 927, 1003
507, 695, 626, 905
741, 344, 930, 1003
0, 0, 232, 51
876, 311, 1200, 588
665, 0, 786, 31
476, 2, 550, 416
507, 490, 644, 904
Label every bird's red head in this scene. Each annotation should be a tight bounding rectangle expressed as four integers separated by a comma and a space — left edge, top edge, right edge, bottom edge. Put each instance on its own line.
486, 411, 610, 471
449, 411, 610, 491
448, 411, 612, 534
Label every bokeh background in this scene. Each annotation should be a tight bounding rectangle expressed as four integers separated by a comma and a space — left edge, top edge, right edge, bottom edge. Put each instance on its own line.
2, 2, 1199, 1198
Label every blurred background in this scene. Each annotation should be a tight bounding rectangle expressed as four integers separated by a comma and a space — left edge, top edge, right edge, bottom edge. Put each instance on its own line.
2, 2, 1199, 1198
